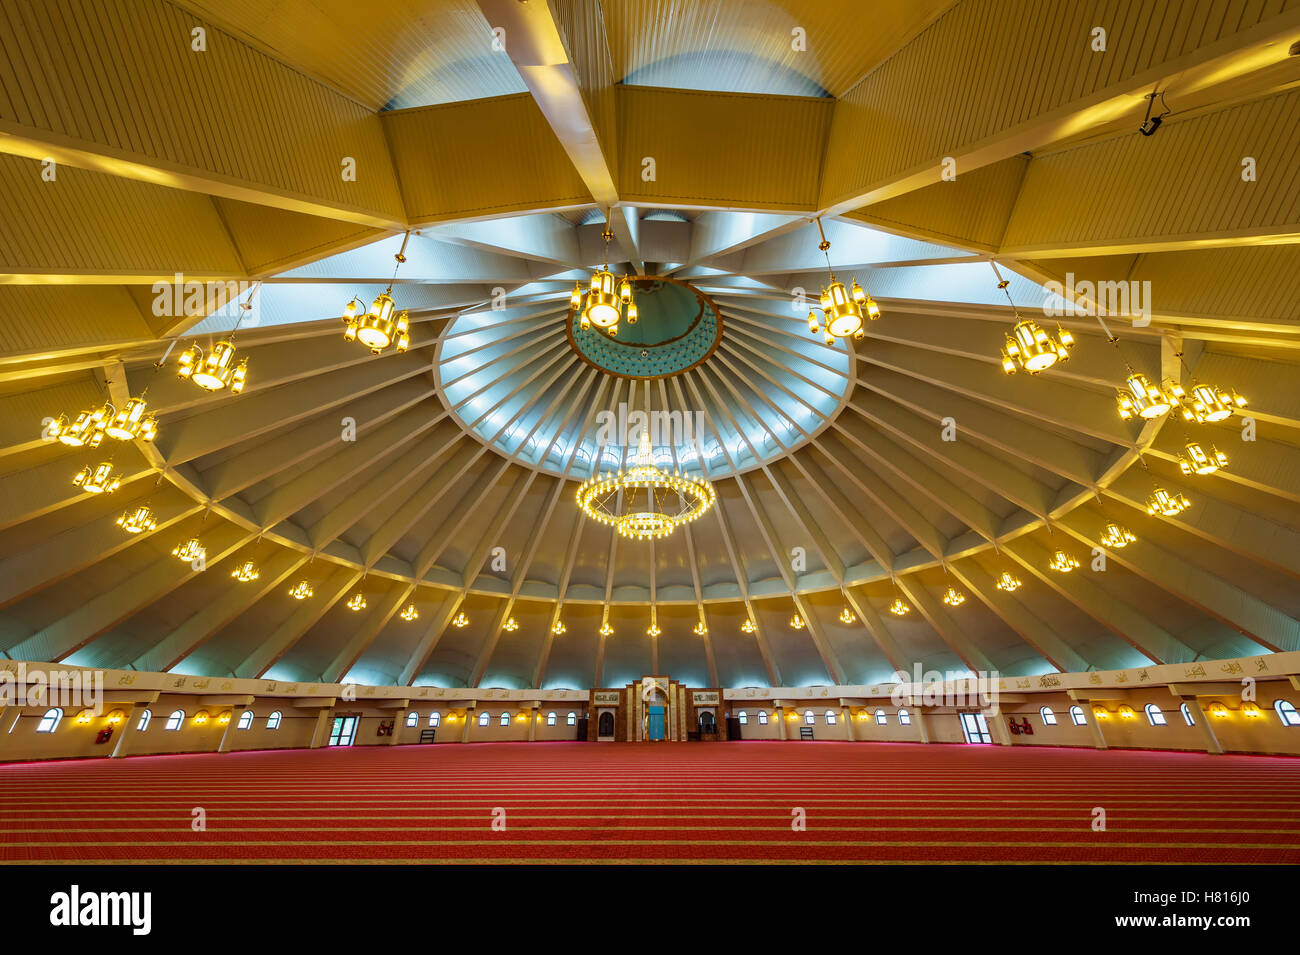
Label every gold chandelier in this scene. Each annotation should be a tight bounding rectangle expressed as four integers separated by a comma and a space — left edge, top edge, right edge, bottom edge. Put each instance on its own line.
889, 597, 910, 616
231, 561, 260, 582
693, 618, 708, 636
551, 620, 566, 635
116, 504, 157, 534
504, 616, 519, 632
346, 593, 367, 611
344, 232, 412, 354
288, 580, 313, 600
599, 620, 614, 636
54, 397, 158, 448
789, 613, 805, 629
172, 538, 205, 563
1178, 380, 1246, 423
646, 622, 661, 637
1177, 441, 1228, 475
451, 611, 470, 628
838, 607, 856, 624
1146, 486, 1190, 517
576, 428, 715, 540
1048, 550, 1079, 573
994, 570, 1022, 592
994, 265, 1072, 374
400, 604, 419, 621
178, 339, 248, 393
1100, 522, 1136, 548
942, 586, 966, 607
1116, 372, 1175, 419
804, 217, 878, 345
73, 462, 122, 494
740, 618, 756, 634
571, 226, 636, 335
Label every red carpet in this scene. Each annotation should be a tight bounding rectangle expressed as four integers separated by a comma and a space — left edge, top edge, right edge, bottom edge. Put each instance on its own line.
2, 742, 1298, 864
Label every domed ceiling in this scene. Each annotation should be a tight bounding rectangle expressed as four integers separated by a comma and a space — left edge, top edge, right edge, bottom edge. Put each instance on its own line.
1, 0, 1298, 693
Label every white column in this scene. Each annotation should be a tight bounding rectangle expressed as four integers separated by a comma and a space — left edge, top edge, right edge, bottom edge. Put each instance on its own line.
913, 709, 932, 743
111, 705, 140, 758
841, 706, 855, 741
309, 709, 333, 748
1187, 698, 1224, 755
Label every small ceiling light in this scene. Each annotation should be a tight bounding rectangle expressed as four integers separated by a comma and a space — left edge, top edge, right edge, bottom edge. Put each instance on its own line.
571, 225, 636, 335
994, 571, 1022, 592
942, 586, 966, 607
73, 462, 122, 494
1048, 550, 1080, 573
789, 613, 805, 629
1178, 381, 1246, 423
343, 232, 412, 354
1100, 523, 1137, 548
1146, 486, 1191, 517
889, 597, 910, 616
994, 265, 1071, 374
172, 538, 205, 564
346, 593, 367, 612
599, 621, 614, 636
551, 620, 566, 635
1177, 441, 1228, 476
503, 616, 519, 632
116, 504, 157, 534
1116, 372, 1175, 419
693, 619, 708, 636
400, 604, 419, 621
231, 560, 260, 582
646, 623, 661, 637
804, 217, 878, 344
289, 580, 313, 600
451, 611, 470, 628
838, 607, 856, 624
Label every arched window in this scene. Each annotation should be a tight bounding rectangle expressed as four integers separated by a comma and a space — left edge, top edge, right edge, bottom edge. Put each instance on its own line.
236, 710, 253, 730
429, 712, 441, 727
875, 709, 887, 725
1040, 706, 1057, 726
803, 709, 815, 725
478, 711, 490, 726
546, 711, 557, 726
165, 709, 185, 731
824, 710, 836, 725
1180, 702, 1195, 726
1145, 703, 1167, 726
699, 711, 716, 732
405, 712, 418, 727
265, 711, 281, 730
898, 708, 912, 725
757, 710, 768, 725
737, 710, 747, 725
1069, 705, 1086, 726
136, 708, 152, 732
36, 708, 62, 733
499, 712, 510, 727
1276, 700, 1300, 726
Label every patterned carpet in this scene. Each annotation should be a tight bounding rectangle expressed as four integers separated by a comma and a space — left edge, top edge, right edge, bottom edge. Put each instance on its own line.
3, 741, 1298, 864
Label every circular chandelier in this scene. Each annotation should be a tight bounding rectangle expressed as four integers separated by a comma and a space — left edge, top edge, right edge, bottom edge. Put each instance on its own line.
576, 429, 715, 541
116, 504, 157, 534
344, 232, 411, 354
570, 226, 637, 335
73, 462, 122, 494
804, 218, 878, 345
176, 284, 256, 393
994, 266, 1073, 374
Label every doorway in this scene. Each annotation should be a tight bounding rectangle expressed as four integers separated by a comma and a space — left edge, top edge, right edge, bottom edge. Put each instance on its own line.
646, 705, 666, 741
960, 711, 991, 744
328, 715, 357, 747
597, 710, 615, 740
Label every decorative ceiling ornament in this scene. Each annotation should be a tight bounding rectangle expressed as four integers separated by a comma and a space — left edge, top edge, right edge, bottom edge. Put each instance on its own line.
576, 427, 715, 540
54, 397, 158, 448
288, 580, 313, 600
804, 217, 878, 345
740, 618, 756, 634
116, 504, 157, 535
692, 618, 708, 636
646, 623, 661, 637
1146, 486, 1191, 517
172, 538, 205, 564
346, 593, 367, 612
400, 604, 419, 622
103, 397, 160, 442
231, 560, 260, 582
838, 607, 856, 624
503, 616, 519, 632
1116, 372, 1176, 420
451, 611, 470, 628
1100, 522, 1137, 548
993, 570, 1023, 592
598, 620, 614, 636
942, 585, 966, 607
73, 462, 122, 494
1048, 550, 1080, 573
1178, 380, 1246, 423
551, 619, 566, 635
176, 284, 257, 393
570, 223, 636, 335
789, 613, 805, 630
1177, 440, 1228, 475
993, 263, 1072, 374
343, 232, 411, 354
888, 597, 910, 616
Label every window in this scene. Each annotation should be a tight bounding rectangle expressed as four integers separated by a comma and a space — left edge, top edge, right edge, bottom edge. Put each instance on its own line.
266, 711, 281, 730
1180, 702, 1195, 726
1040, 706, 1057, 726
898, 709, 911, 725
165, 709, 185, 731
236, 710, 253, 730
405, 712, 418, 727
546, 711, 556, 726
36, 708, 62, 733
478, 712, 490, 726
499, 712, 510, 727
1145, 703, 1166, 726
1070, 705, 1086, 726
429, 712, 441, 727
566, 711, 576, 726
737, 710, 747, 725
136, 709, 152, 732
1276, 700, 1300, 727
824, 710, 836, 725
757, 710, 768, 725
804, 709, 815, 725
875, 709, 887, 725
